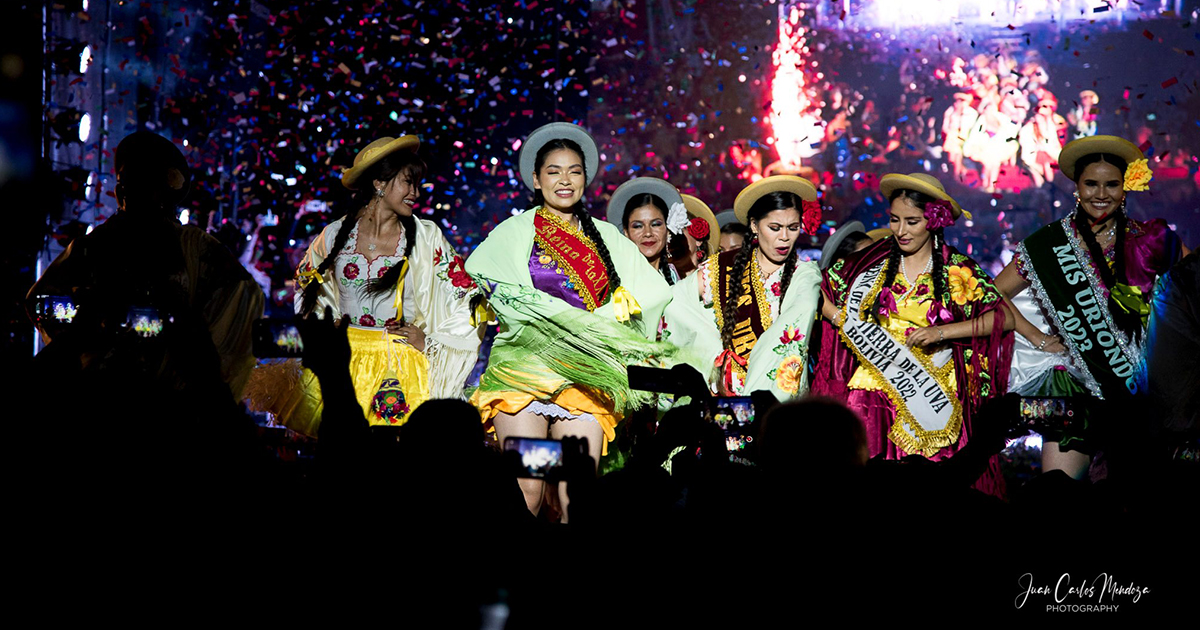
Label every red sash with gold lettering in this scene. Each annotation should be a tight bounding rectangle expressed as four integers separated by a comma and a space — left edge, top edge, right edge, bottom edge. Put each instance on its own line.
710, 248, 772, 366
533, 207, 611, 311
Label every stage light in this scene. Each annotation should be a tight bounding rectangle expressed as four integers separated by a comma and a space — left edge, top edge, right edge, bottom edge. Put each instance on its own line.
79, 45, 92, 73
78, 112, 92, 142
768, 4, 823, 169
48, 108, 87, 144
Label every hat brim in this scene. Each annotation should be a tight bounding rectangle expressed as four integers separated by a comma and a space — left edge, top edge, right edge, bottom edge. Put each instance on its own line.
1057, 135, 1143, 180
605, 177, 684, 228
341, 135, 420, 190
733, 175, 818, 224
519, 122, 599, 191
715, 210, 739, 229
819, 220, 866, 270
879, 173, 965, 219
866, 227, 893, 243
681, 194, 720, 255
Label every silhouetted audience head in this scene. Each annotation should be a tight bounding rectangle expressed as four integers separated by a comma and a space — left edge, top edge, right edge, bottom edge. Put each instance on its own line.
759, 397, 867, 476
114, 131, 192, 215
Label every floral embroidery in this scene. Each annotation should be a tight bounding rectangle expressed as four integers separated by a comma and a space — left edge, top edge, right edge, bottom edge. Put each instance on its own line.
947, 265, 984, 305
343, 262, 360, 280
773, 356, 805, 395
771, 281, 782, 297
767, 325, 808, 395
447, 256, 474, 289
359, 310, 377, 327
377, 264, 390, 278
370, 377, 411, 425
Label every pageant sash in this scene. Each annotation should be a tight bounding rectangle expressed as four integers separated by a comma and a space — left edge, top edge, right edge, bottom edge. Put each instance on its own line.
1017, 218, 1141, 399
533, 207, 611, 311
839, 259, 962, 457
711, 252, 773, 366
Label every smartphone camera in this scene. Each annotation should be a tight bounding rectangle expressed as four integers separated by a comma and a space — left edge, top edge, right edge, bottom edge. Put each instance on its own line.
123, 306, 168, 338
33, 295, 77, 325
503, 437, 563, 479
252, 319, 305, 358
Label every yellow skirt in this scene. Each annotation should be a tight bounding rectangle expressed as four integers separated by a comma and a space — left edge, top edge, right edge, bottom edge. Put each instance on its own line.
246, 326, 430, 437
471, 385, 620, 456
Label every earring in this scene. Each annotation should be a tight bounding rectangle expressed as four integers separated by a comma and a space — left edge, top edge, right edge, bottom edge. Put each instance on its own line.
1119, 198, 1127, 214
376, 188, 385, 198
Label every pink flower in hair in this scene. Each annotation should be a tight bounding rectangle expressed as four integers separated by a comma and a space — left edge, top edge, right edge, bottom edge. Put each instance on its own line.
924, 200, 956, 230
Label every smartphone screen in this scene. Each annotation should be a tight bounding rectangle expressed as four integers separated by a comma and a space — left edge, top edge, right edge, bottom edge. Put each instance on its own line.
714, 396, 757, 458
1018, 396, 1073, 421
125, 306, 166, 337
252, 319, 304, 358
503, 437, 563, 479
33, 295, 77, 324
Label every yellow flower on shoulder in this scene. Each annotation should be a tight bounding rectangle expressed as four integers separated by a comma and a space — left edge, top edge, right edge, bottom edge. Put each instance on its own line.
947, 265, 984, 306
1123, 158, 1153, 192
775, 355, 805, 395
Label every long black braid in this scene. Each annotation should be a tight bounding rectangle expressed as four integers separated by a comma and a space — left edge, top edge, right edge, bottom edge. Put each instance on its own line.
299, 150, 426, 316
1070, 153, 1141, 341
720, 190, 804, 349
871, 189, 948, 322
530, 138, 622, 298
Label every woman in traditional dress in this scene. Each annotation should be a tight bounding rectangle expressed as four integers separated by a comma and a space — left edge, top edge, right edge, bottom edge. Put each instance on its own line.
811, 173, 1014, 496
605, 177, 690, 285
663, 176, 823, 400
995, 135, 1187, 478
248, 136, 484, 435
465, 123, 680, 518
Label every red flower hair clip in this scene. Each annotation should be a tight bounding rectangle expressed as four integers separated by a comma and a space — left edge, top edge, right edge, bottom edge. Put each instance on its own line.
687, 217, 710, 240
924, 199, 956, 230
802, 199, 822, 235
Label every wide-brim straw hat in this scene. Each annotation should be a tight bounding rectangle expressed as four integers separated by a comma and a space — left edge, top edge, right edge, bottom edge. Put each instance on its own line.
1057, 135, 1143, 181
341, 135, 420, 190
733, 175, 818, 224
605, 177, 684, 229
879, 172, 968, 219
681, 194, 721, 254
715, 210, 739, 228
867, 227, 893, 242
518, 122, 599, 191
820, 220, 866, 270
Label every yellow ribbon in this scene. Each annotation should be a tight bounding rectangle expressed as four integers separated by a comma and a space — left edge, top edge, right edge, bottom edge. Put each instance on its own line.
1110, 283, 1150, 327
392, 258, 411, 316
469, 299, 495, 327
611, 286, 642, 323
296, 267, 325, 288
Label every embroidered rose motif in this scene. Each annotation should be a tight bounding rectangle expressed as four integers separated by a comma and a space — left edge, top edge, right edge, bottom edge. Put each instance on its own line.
343, 262, 360, 280
774, 356, 805, 395
378, 264, 390, 278
878, 289, 899, 318
915, 283, 930, 297
433, 248, 443, 265
947, 265, 984, 305
384, 317, 400, 328
359, 313, 377, 327
778, 325, 805, 345
771, 281, 782, 297
447, 256, 475, 289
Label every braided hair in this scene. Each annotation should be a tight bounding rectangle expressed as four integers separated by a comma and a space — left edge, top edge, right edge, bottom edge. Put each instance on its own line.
622, 192, 680, 285
1071, 152, 1141, 341
299, 150, 426, 316
719, 191, 803, 350
530, 138, 622, 296
871, 189, 948, 323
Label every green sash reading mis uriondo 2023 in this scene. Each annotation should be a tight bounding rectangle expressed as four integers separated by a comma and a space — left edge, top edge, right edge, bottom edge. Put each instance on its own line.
1017, 217, 1143, 399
